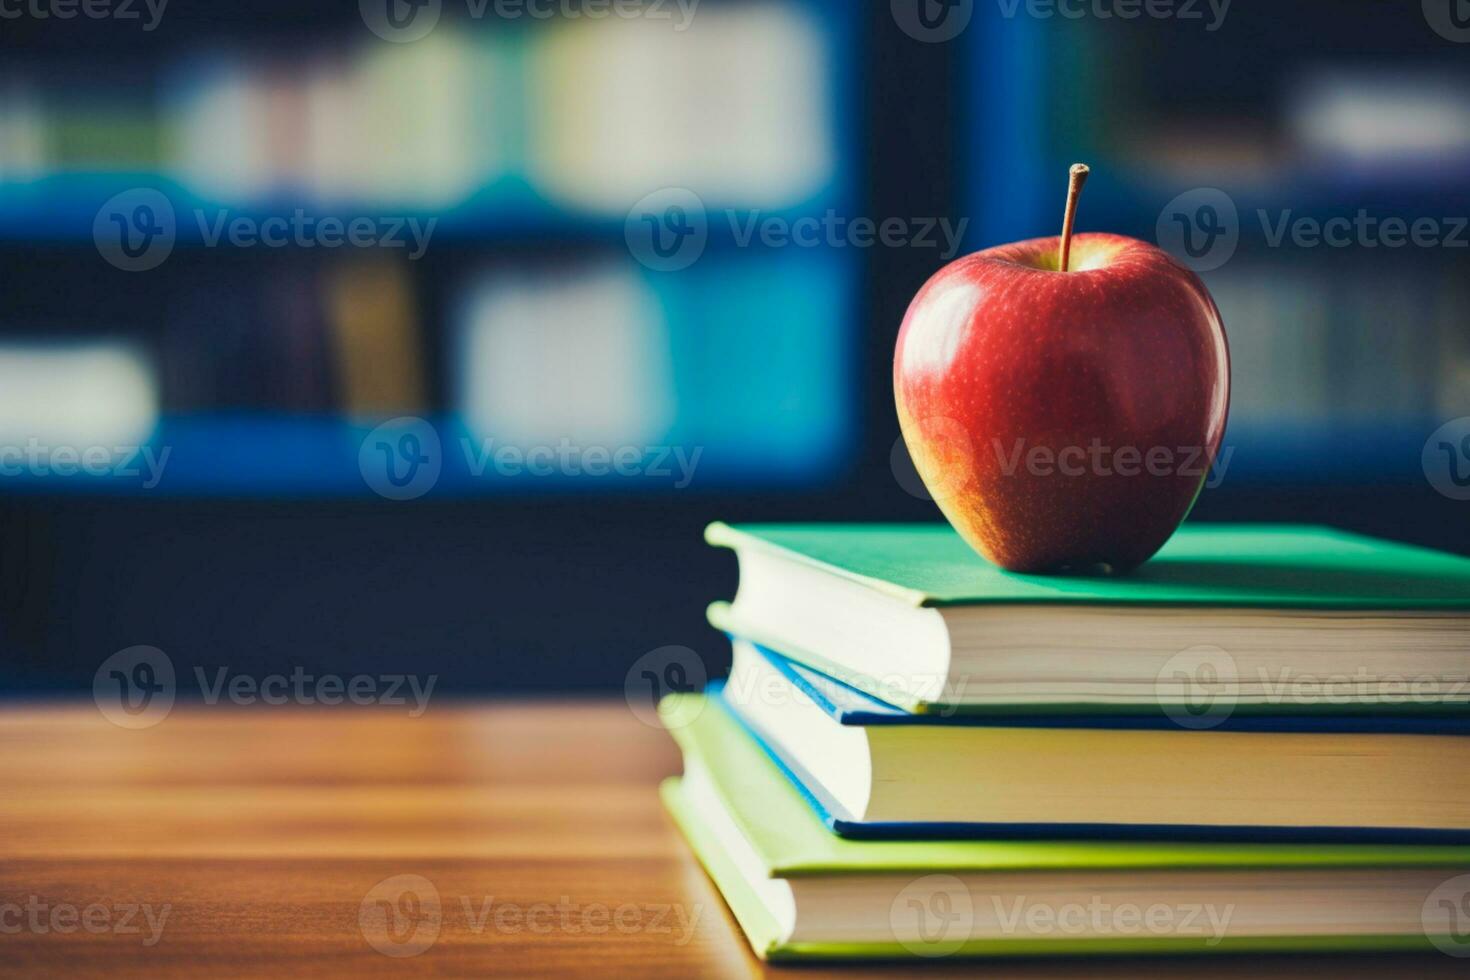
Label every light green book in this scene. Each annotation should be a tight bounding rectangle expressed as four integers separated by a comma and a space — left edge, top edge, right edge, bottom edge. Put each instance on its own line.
660, 692, 1470, 961
706, 522, 1470, 713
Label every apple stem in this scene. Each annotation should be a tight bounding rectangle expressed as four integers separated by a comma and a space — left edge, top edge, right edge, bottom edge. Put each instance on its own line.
1059, 163, 1090, 272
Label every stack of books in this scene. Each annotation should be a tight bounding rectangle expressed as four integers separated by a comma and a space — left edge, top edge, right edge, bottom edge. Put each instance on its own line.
659, 522, 1470, 961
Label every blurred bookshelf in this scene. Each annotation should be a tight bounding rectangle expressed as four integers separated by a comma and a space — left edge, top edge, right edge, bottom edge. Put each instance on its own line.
965, 0, 1470, 486
5, 2, 1469, 693
0, 0, 858, 494
6, 0, 1467, 497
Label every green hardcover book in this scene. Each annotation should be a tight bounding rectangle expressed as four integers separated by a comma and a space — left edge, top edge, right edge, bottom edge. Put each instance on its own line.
705, 522, 1470, 714
660, 692, 1470, 961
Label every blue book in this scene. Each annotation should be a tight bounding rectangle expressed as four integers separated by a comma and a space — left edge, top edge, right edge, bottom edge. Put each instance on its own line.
716, 637, 1470, 842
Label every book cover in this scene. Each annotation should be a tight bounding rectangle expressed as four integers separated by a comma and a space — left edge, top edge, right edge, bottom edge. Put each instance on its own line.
735, 639, 1470, 734
706, 521, 1470, 609
663, 691, 1470, 874
708, 522, 1470, 714
714, 675, 1470, 843
660, 692, 1470, 960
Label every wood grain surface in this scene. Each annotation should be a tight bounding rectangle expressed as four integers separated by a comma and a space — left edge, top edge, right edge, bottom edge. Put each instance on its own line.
0, 701, 1461, 978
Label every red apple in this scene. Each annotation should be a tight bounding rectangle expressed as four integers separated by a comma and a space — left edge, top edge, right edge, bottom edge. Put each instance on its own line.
894, 171, 1229, 573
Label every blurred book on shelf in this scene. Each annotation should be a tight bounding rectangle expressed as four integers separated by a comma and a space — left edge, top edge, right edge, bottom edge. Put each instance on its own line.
0, 341, 157, 452
1209, 261, 1470, 426
0, 3, 858, 494
1, 8, 835, 215
970, 5, 1470, 487
532, 6, 833, 211
1286, 68, 1470, 176
326, 260, 426, 417
3, 0, 1468, 496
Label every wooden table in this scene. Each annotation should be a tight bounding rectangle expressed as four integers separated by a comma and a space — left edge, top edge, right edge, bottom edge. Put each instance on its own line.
0, 702, 1461, 978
